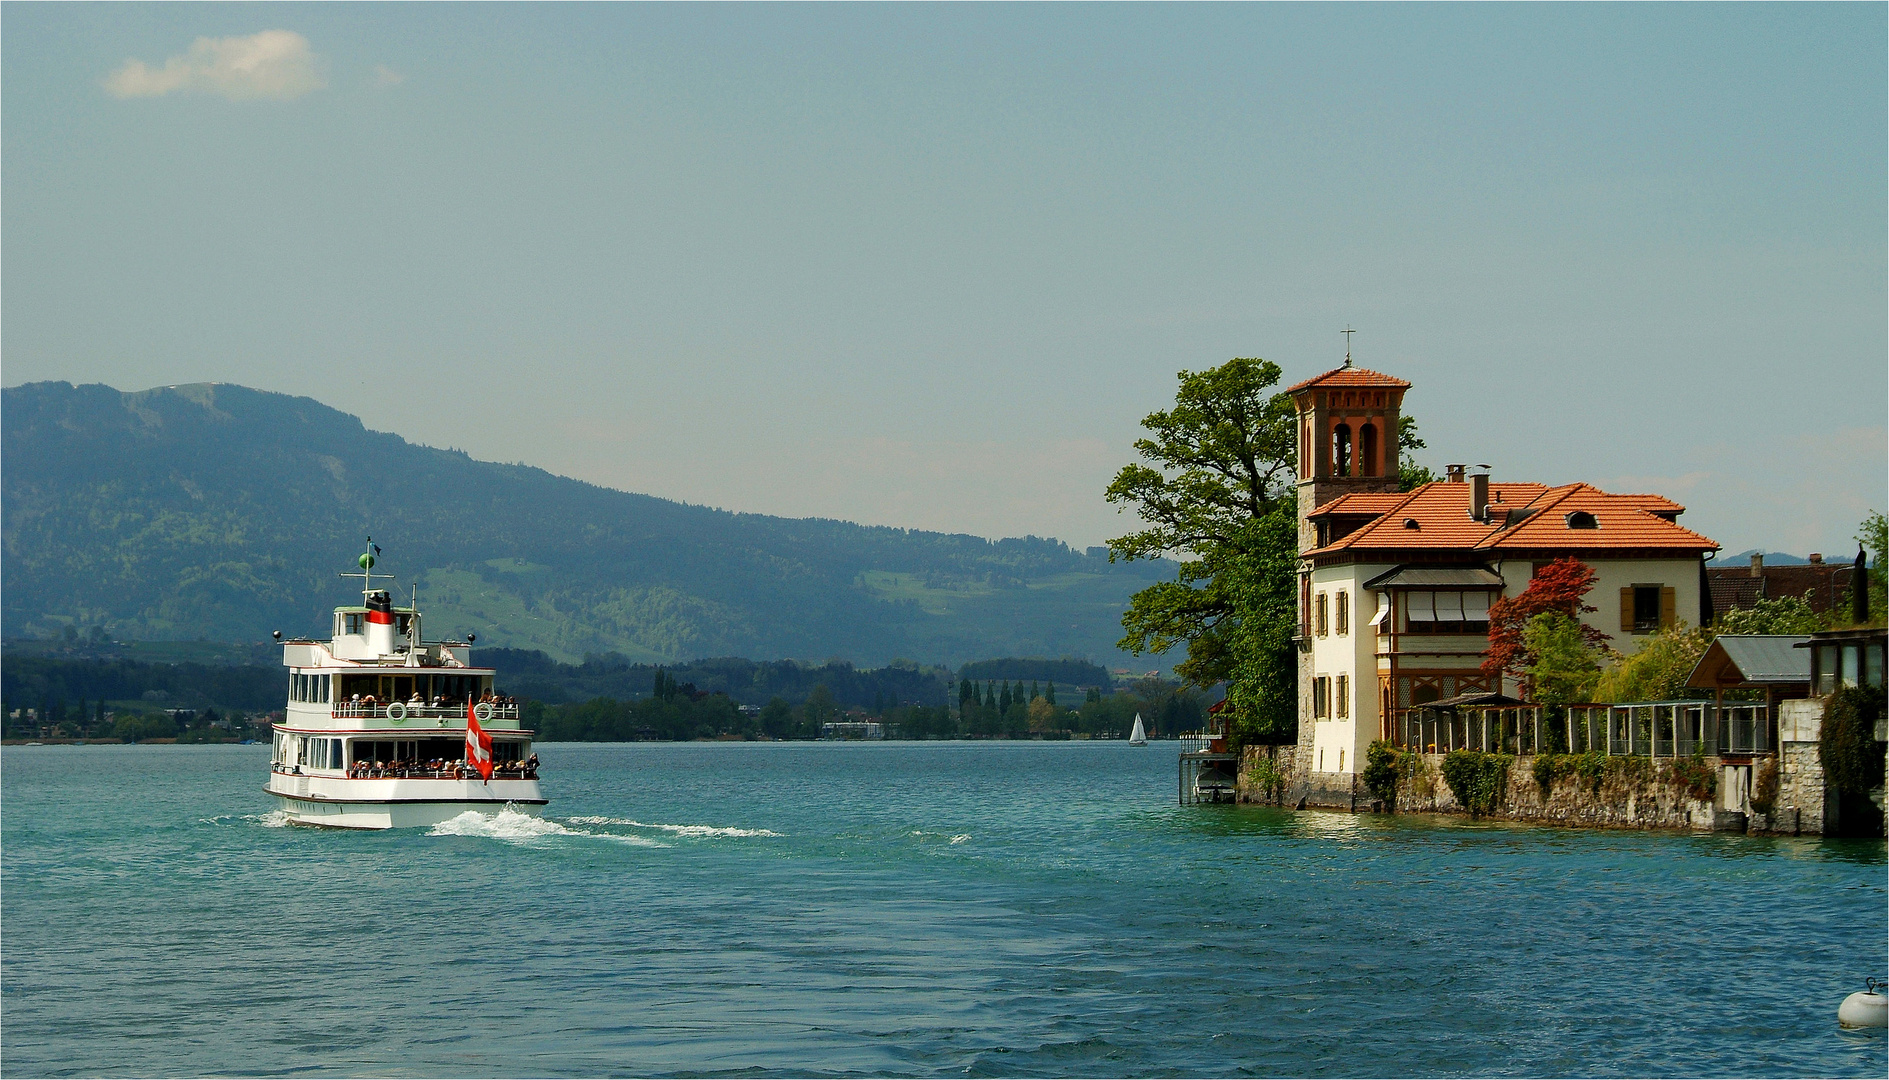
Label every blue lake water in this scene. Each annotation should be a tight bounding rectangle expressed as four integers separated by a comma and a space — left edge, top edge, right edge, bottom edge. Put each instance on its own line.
2, 741, 1884, 1077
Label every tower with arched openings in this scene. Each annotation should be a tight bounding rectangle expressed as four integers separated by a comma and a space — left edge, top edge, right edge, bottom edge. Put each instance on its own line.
1286, 362, 1411, 554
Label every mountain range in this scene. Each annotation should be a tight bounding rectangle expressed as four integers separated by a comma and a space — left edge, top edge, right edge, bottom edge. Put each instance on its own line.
2, 381, 1171, 667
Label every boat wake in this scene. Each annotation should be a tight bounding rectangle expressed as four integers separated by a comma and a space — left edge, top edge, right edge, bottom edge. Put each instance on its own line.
565, 816, 781, 838
910, 829, 972, 845
429, 809, 667, 846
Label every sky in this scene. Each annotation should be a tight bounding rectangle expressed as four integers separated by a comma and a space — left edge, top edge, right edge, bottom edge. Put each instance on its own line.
5, 4, 1885, 561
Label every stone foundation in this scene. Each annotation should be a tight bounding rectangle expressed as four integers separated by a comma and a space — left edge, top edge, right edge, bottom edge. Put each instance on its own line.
1392, 752, 1717, 829
1237, 745, 1724, 831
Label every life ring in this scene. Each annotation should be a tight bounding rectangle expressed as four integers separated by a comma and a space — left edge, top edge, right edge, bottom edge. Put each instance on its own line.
386, 701, 407, 723
473, 702, 495, 722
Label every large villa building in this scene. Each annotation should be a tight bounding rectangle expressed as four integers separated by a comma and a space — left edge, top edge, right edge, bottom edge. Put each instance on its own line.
1288, 363, 1719, 778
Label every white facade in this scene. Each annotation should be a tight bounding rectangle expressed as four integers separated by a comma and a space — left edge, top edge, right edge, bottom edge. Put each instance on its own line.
1306, 554, 1709, 775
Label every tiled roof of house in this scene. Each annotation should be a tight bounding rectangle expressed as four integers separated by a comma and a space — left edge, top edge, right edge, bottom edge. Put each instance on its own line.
1305, 481, 1718, 557
1286, 365, 1413, 393
1705, 561, 1857, 616
1308, 492, 1412, 516
1709, 574, 1766, 614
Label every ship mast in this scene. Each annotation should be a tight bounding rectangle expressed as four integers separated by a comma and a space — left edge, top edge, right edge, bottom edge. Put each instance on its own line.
338, 536, 396, 604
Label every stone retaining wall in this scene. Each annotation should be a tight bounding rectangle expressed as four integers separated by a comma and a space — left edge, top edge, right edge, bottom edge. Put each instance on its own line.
1237, 745, 1723, 830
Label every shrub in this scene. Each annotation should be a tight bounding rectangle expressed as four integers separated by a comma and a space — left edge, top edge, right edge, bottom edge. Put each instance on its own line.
1662, 750, 1716, 803
1750, 758, 1779, 815
1440, 750, 1512, 817
1244, 752, 1287, 802
1574, 750, 1607, 795
1819, 685, 1887, 796
1531, 753, 1576, 796
1593, 623, 1712, 703
1362, 740, 1404, 807
1714, 596, 1822, 635
1523, 613, 1602, 704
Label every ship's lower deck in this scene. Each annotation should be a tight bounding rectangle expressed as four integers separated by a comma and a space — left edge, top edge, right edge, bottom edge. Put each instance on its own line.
265, 773, 547, 830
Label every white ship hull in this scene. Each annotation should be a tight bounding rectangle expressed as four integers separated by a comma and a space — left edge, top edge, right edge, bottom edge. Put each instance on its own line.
268, 541, 548, 830
265, 774, 547, 830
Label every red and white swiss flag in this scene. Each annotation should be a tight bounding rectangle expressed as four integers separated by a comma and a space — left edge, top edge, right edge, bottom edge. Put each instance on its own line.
465, 702, 494, 782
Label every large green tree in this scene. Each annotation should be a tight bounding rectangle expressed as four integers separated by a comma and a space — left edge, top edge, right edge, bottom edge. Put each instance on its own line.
1105, 358, 1300, 740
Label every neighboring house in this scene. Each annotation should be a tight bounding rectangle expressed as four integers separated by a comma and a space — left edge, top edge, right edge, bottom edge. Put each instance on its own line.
1288, 361, 1719, 779
1707, 552, 1857, 619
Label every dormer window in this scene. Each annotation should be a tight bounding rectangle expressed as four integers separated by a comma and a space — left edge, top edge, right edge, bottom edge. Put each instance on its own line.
1565, 511, 1599, 530
1403, 518, 1421, 530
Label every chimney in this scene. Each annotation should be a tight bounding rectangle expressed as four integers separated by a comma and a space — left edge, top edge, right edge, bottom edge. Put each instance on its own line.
1470, 473, 1490, 523
1808, 552, 1823, 565
1445, 464, 1466, 484
1749, 553, 1763, 578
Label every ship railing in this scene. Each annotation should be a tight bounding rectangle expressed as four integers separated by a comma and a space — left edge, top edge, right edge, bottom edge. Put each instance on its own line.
329, 702, 520, 722
274, 762, 539, 781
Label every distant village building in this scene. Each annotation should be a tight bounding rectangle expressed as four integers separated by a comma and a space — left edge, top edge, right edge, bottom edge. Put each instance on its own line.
1707, 551, 1856, 619
1289, 362, 1719, 780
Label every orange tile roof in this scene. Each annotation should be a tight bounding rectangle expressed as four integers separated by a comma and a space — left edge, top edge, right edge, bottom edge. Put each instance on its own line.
1309, 492, 1411, 516
1286, 365, 1413, 393
1305, 481, 1717, 557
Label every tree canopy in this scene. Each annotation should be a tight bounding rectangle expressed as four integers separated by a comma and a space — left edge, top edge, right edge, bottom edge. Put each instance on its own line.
1106, 359, 1299, 692
1102, 358, 1307, 744
1483, 557, 1610, 688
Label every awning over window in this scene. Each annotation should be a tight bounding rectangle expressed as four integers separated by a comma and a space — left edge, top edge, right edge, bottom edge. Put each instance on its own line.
1368, 592, 1391, 627
1363, 565, 1505, 589
1404, 589, 1495, 623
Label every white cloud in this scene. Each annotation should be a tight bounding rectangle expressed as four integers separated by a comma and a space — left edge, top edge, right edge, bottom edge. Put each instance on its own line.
372, 65, 405, 89
105, 30, 325, 101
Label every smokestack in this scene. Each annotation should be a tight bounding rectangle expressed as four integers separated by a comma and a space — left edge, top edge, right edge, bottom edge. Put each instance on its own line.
1446, 464, 1466, 484
1470, 473, 1490, 523
1749, 553, 1763, 578
365, 590, 396, 656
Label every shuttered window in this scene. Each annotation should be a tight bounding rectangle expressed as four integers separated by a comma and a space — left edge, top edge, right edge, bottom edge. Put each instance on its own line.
1336, 674, 1349, 718
1316, 593, 1329, 637
1626, 585, 1669, 633
1336, 591, 1350, 636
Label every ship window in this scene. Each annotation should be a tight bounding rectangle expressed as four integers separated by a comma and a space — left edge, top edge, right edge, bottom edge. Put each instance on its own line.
319, 674, 331, 703
344, 613, 364, 635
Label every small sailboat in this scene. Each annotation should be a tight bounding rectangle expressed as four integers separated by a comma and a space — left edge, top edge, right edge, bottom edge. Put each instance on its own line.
1128, 713, 1148, 745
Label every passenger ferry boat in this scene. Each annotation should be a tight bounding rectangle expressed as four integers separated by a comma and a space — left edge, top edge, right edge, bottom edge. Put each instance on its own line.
265, 542, 546, 829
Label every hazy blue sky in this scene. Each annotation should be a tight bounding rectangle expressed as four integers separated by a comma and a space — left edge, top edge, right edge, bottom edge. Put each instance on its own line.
5, 4, 1884, 559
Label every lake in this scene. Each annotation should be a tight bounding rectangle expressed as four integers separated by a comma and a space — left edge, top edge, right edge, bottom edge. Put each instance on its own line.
3, 741, 1884, 1077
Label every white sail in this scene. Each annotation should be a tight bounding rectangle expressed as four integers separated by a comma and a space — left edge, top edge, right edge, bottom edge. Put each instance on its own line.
1128, 713, 1148, 745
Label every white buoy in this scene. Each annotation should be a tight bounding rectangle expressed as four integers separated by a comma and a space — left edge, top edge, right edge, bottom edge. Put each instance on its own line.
1838, 981, 1887, 1029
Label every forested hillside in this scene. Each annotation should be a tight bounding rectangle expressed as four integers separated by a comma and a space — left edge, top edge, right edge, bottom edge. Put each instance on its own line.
2, 382, 1169, 665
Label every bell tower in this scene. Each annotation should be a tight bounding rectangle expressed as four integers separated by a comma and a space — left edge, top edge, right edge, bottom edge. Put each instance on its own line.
1287, 357, 1411, 554
1287, 352, 1412, 780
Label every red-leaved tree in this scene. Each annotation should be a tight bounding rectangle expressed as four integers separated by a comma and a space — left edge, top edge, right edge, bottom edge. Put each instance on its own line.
1482, 557, 1611, 689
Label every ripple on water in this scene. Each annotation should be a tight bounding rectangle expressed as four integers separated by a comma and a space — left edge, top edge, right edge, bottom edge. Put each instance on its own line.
0, 741, 1882, 1078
